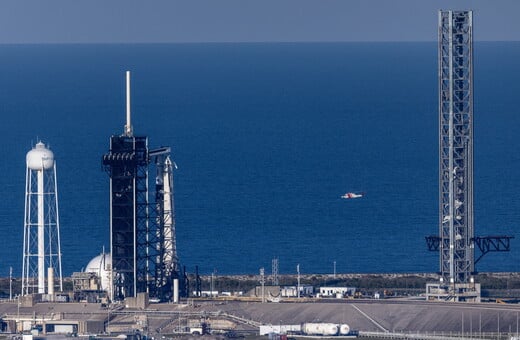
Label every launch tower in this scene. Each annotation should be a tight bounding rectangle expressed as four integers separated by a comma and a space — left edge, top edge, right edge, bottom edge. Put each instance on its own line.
22, 142, 63, 297
103, 71, 179, 301
426, 10, 513, 302
438, 9, 475, 292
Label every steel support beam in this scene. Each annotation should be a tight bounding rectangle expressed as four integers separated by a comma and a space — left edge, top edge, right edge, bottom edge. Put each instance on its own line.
427, 235, 513, 265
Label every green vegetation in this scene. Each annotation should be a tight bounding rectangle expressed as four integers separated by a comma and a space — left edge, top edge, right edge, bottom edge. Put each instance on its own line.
1, 273, 520, 298
192, 272, 520, 295
478, 273, 520, 290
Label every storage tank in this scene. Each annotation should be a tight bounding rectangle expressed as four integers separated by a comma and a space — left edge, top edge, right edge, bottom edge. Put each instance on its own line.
339, 324, 350, 335
302, 323, 339, 336
22, 141, 62, 296
26, 142, 54, 170
85, 251, 112, 293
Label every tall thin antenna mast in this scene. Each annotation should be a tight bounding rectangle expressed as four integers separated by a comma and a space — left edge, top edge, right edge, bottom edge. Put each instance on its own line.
124, 71, 133, 137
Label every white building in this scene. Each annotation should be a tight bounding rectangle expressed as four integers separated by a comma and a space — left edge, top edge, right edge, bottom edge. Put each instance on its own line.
281, 285, 314, 297
318, 287, 356, 298
259, 324, 301, 335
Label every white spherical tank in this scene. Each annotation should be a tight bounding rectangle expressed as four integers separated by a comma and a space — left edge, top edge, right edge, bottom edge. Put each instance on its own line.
85, 252, 112, 291
26, 142, 54, 170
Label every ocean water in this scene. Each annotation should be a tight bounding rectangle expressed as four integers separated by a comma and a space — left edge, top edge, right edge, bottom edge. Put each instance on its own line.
0, 42, 519, 278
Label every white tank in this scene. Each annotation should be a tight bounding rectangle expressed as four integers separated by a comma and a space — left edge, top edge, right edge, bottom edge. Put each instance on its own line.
302, 323, 339, 336
26, 142, 54, 170
85, 252, 112, 291
339, 324, 350, 335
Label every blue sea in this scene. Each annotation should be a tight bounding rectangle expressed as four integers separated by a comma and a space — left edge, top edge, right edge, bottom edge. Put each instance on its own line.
0, 42, 519, 278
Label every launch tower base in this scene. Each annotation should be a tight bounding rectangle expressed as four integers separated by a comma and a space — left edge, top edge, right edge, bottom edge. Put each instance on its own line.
426, 282, 481, 302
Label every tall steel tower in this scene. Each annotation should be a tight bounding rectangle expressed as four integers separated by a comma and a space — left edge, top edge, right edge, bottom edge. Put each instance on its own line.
426, 10, 513, 302
271, 257, 279, 286
103, 71, 150, 300
438, 10, 474, 289
22, 141, 63, 296
103, 71, 179, 301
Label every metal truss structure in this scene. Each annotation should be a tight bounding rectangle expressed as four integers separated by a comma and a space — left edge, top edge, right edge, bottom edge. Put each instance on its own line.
426, 235, 513, 265
103, 135, 149, 300
22, 142, 63, 296
271, 258, 279, 286
428, 11, 512, 298
438, 10, 475, 286
102, 72, 179, 301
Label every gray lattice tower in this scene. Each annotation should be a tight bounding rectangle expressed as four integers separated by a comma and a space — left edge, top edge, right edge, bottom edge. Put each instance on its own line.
271, 258, 279, 285
438, 10, 474, 286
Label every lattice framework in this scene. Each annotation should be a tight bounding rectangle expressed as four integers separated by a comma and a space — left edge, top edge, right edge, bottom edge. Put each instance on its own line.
438, 10, 474, 284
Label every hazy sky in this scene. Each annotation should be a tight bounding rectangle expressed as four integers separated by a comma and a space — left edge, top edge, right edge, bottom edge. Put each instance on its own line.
0, 0, 519, 43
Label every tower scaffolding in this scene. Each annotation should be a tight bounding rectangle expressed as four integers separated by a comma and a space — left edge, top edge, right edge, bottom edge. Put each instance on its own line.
102, 71, 150, 300
438, 9, 474, 288
102, 71, 180, 301
426, 10, 513, 302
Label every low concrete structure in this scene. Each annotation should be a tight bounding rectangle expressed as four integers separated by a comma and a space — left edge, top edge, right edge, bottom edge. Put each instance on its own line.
426, 282, 481, 302
125, 292, 149, 309
281, 286, 314, 297
252, 286, 281, 300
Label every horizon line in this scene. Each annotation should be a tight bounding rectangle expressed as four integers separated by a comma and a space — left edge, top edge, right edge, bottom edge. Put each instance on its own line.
0, 39, 518, 46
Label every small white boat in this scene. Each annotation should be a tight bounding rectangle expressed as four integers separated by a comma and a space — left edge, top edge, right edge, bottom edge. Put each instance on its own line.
341, 192, 364, 199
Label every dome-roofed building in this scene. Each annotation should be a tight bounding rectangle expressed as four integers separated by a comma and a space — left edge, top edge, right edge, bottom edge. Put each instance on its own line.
71, 250, 112, 302
85, 251, 112, 293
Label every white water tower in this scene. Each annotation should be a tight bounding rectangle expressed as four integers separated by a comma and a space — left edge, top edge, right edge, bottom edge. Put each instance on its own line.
22, 141, 63, 296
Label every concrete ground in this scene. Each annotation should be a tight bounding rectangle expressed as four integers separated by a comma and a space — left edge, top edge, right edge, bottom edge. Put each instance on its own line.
2, 298, 520, 338
166, 298, 520, 335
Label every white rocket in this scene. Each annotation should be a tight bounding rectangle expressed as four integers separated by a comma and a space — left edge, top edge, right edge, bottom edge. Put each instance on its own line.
162, 156, 174, 268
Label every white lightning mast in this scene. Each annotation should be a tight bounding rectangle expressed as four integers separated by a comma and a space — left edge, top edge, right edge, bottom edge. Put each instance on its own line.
124, 70, 133, 137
